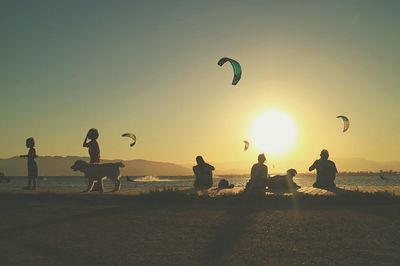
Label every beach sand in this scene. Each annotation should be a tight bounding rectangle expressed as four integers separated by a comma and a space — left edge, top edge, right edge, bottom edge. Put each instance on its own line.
0, 187, 399, 265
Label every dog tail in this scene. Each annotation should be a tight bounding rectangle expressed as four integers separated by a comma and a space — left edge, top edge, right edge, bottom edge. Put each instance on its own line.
116, 161, 125, 168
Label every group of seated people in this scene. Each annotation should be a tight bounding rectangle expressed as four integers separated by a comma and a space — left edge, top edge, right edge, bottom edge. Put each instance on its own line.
192, 149, 338, 192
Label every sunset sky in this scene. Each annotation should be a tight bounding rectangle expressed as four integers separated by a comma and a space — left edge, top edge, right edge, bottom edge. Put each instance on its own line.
1, 0, 399, 169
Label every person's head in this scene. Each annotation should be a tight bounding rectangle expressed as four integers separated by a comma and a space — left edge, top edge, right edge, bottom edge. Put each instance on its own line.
196, 155, 205, 165
286, 168, 297, 179
257, 153, 266, 164
26, 137, 35, 148
320, 149, 329, 160
87, 128, 99, 140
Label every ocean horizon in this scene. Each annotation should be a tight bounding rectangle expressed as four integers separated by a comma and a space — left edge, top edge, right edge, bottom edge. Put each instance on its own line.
2, 174, 399, 190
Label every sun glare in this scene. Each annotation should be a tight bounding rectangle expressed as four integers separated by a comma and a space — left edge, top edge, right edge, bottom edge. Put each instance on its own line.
250, 110, 297, 155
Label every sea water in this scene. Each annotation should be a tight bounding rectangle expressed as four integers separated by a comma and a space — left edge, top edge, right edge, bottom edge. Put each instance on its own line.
1, 174, 399, 189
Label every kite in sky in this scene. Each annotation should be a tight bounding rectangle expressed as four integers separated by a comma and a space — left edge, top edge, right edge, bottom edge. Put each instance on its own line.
243, 140, 249, 151
337, 116, 350, 132
121, 133, 136, 147
217, 57, 242, 85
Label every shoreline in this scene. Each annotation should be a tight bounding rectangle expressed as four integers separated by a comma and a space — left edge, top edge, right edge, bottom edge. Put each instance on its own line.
2, 184, 400, 195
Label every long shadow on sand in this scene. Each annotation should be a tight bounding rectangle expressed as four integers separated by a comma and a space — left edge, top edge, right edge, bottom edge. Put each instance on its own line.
197, 205, 258, 265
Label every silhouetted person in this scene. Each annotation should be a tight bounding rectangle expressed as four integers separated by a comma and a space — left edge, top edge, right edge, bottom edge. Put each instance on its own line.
245, 153, 268, 192
309, 149, 337, 190
20, 137, 38, 190
83, 128, 100, 164
193, 156, 214, 190
83, 128, 102, 192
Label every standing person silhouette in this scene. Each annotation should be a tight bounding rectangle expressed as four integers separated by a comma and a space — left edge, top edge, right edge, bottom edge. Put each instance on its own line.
83, 128, 101, 191
309, 149, 338, 190
193, 156, 215, 190
20, 137, 38, 190
83, 128, 100, 164
245, 153, 268, 193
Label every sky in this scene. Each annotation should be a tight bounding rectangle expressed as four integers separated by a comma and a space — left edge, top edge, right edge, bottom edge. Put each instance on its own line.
1, 0, 400, 169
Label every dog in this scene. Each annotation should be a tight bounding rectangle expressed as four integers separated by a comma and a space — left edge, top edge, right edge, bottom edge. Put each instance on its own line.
71, 160, 125, 192
266, 169, 300, 191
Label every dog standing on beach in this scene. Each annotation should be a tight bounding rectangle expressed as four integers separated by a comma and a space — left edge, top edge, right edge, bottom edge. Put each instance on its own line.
71, 160, 125, 192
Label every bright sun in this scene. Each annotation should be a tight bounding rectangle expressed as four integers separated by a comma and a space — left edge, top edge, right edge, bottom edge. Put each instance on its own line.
250, 110, 297, 155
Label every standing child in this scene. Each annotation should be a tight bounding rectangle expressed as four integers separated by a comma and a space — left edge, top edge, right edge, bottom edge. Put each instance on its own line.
83, 128, 100, 164
20, 137, 38, 190
82, 128, 101, 191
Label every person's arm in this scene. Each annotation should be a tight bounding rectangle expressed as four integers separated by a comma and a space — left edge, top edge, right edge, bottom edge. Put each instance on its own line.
309, 160, 317, 171
250, 165, 255, 179
19, 154, 27, 158
193, 166, 198, 177
83, 137, 90, 147
209, 164, 215, 171
333, 162, 338, 174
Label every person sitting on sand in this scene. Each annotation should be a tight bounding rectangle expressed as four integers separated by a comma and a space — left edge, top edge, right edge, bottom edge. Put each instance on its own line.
245, 153, 268, 192
20, 137, 38, 190
193, 156, 215, 190
309, 149, 338, 190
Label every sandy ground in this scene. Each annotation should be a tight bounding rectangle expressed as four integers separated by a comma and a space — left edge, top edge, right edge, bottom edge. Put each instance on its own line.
0, 188, 399, 265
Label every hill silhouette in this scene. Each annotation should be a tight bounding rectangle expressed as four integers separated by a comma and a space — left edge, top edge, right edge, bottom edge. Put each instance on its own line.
0, 156, 192, 176
1, 156, 400, 176
197, 158, 400, 175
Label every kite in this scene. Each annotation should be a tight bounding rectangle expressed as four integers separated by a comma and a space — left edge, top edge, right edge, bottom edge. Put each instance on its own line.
217, 57, 242, 85
379, 174, 388, 180
121, 133, 136, 147
243, 140, 249, 151
337, 116, 350, 132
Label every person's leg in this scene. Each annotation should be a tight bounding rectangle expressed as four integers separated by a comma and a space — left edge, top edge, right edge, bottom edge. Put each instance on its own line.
27, 177, 32, 189
32, 178, 37, 190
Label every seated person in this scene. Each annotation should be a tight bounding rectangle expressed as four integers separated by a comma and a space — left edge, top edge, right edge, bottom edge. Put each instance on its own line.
309, 149, 338, 190
245, 154, 268, 193
193, 156, 215, 189
266, 169, 300, 191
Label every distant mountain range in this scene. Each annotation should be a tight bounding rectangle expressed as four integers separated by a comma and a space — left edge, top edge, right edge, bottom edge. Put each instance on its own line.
334, 158, 400, 172
1, 156, 399, 176
213, 158, 400, 174
0, 156, 192, 176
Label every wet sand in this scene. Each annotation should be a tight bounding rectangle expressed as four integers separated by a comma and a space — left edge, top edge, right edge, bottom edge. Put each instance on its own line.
0, 188, 399, 265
